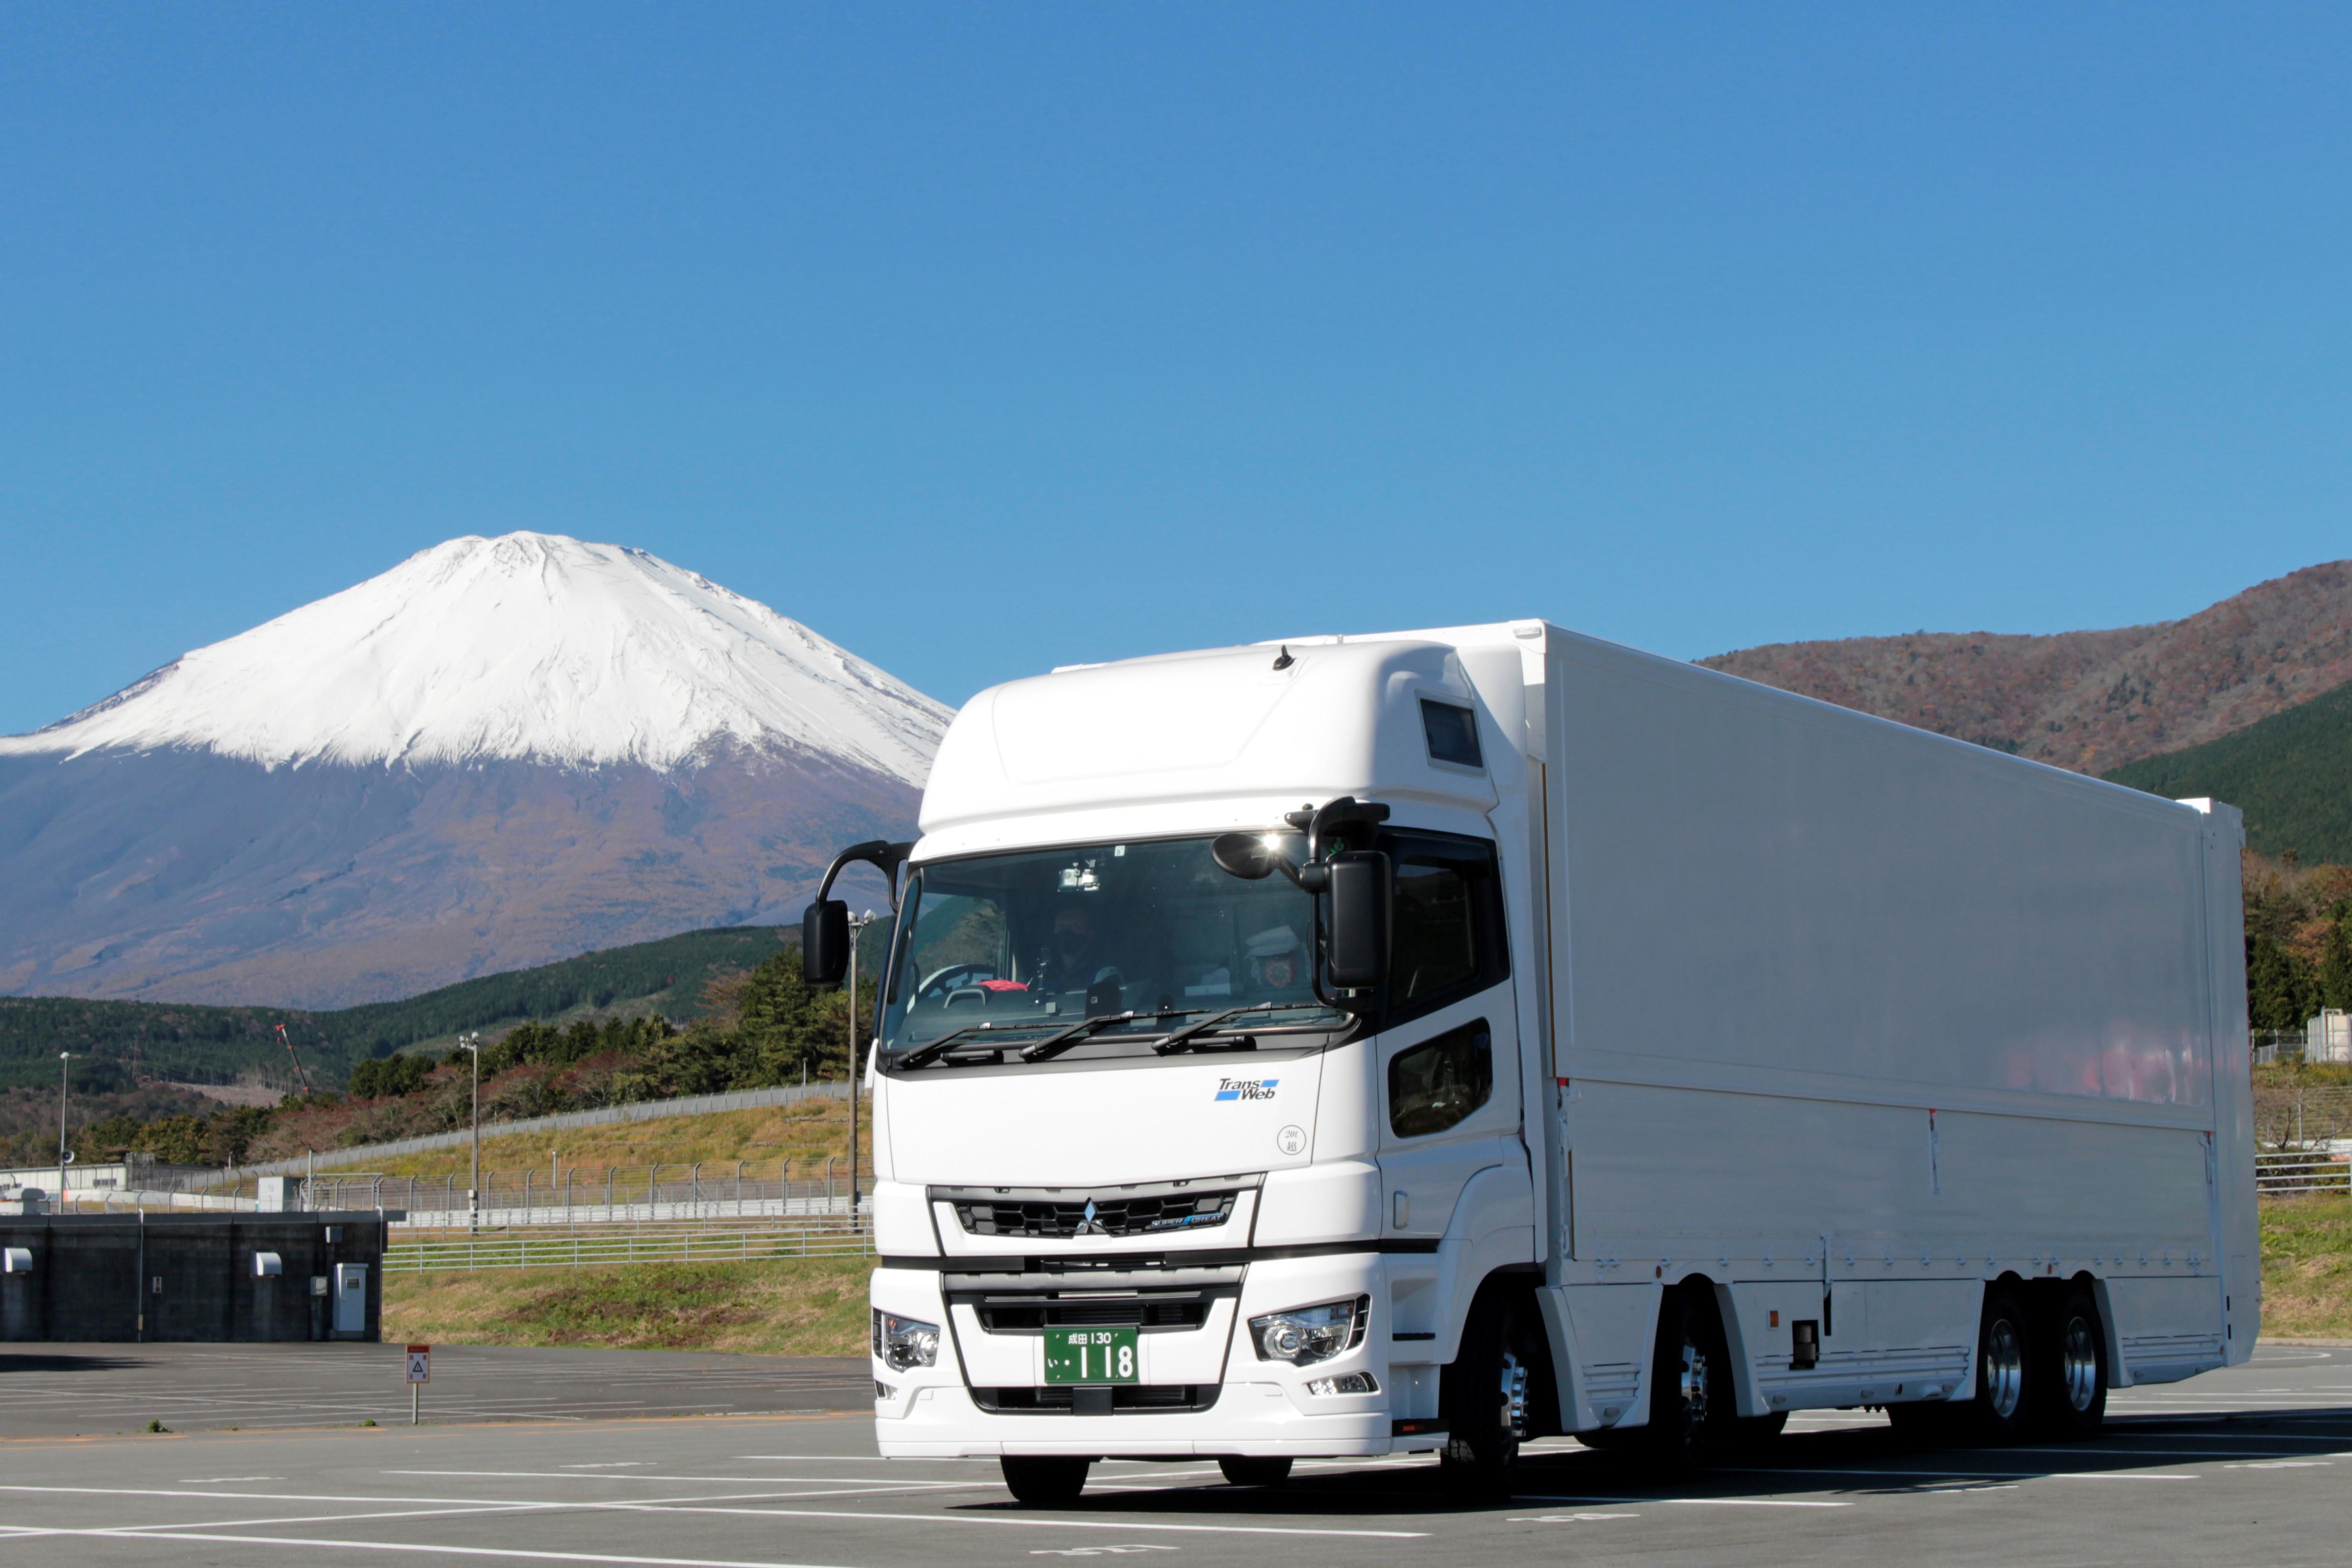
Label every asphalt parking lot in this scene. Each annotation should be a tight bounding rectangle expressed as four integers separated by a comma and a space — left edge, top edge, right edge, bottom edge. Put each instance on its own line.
1, 1342, 2347, 1568
0, 1345, 871, 1437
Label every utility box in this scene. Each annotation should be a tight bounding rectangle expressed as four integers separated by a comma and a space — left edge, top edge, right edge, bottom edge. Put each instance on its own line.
0, 1213, 389, 1342
257, 1176, 294, 1212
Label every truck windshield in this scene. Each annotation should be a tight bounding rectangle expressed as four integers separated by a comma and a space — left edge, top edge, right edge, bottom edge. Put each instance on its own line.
877, 835, 1347, 1060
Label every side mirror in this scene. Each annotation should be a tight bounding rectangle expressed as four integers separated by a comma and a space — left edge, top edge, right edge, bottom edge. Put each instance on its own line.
1212, 832, 1277, 880
1322, 850, 1391, 991
802, 898, 850, 989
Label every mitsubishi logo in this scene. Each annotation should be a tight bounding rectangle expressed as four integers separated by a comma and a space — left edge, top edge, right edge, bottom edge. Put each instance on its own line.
1077, 1198, 1106, 1236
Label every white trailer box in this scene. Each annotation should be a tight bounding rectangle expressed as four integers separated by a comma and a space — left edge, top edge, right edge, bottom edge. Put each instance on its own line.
823, 621, 2255, 1502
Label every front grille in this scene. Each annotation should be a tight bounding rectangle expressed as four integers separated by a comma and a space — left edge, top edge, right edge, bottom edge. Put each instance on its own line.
952, 1189, 1238, 1239
972, 1384, 1222, 1414
976, 1298, 1213, 1332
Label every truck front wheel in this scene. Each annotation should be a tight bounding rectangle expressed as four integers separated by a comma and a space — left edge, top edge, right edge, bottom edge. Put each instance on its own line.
1438, 1290, 1533, 1498
1000, 1456, 1090, 1506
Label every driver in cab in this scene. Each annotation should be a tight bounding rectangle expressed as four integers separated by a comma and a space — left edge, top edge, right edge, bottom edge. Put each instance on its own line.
1037, 900, 1121, 1006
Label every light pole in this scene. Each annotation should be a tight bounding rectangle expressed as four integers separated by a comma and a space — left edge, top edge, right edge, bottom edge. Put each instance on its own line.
458, 1033, 482, 1232
847, 910, 874, 1230
55, 1052, 72, 1192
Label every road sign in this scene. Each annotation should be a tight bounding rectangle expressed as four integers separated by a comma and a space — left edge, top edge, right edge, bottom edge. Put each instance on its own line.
405, 1344, 431, 1384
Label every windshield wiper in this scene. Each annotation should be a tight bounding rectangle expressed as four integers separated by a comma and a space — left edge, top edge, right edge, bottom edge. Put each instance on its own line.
1153, 1000, 1290, 1054
1019, 1010, 1180, 1062
896, 1021, 1053, 1070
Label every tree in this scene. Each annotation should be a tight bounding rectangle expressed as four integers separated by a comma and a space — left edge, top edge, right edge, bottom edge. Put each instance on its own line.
2248, 931, 2316, 1033
2319, 901, 2352, 1013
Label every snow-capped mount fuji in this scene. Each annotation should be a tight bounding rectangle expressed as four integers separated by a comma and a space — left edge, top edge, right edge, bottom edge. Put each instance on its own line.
0, 534, 950, 1008
3, 532, 947, 780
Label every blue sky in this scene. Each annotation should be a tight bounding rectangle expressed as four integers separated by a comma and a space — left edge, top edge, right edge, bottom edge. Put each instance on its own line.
4, 4, 2349, 731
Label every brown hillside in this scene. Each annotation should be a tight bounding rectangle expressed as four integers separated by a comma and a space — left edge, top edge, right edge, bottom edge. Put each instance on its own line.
1701, 561, 2352, 772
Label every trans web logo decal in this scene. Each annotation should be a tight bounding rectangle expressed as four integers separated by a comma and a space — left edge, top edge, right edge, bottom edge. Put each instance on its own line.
1214, 1078, 1278, 1102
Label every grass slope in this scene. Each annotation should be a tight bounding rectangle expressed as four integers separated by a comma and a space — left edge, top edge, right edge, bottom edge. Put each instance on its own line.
383, 1257, 872, 1355
0, 925, 789, 1093
2262, 1195, 2352, 1339
2106, 678, 2352, 862
362, 1101, 866, 1180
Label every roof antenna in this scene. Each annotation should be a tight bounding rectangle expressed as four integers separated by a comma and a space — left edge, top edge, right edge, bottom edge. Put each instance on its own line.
1271, 645, 1294, 671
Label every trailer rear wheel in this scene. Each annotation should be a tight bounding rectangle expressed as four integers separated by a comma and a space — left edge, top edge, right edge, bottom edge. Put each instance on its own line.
1965, 1284, 2034, 1444
1217, 1457, 1294, 1487
1438, 1289, 1531, 1498
2038, 1283, 2107, 1438
1000, 1456, 1090, 1506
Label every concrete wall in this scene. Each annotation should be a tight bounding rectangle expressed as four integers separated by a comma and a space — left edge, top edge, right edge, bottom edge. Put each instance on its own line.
0, 1213, 387, 1343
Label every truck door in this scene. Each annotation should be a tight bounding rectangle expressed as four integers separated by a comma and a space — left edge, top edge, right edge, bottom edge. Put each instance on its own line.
1374, 832, 1525, 1242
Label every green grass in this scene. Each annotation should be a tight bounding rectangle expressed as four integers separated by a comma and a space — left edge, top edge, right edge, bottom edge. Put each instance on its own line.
383, 1257, 874, 1354
2261, 1195, 2352, 1339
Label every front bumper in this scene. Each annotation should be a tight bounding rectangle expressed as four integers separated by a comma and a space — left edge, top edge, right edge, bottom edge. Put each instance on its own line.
871, 1253, 1404, 1458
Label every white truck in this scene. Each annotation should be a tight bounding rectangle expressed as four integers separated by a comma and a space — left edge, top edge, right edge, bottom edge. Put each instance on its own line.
801, 620, 2258, 1504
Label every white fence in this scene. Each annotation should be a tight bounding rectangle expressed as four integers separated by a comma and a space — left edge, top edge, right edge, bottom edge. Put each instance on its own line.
2256, 1148, 2352, 1197
384, 1220, 874, 1273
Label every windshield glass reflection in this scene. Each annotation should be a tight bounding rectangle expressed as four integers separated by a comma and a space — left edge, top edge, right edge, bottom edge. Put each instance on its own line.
877, 835, 1345, 1058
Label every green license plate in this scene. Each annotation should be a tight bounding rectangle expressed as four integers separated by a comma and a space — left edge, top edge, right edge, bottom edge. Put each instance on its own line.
1042, 1326, 1139, 1385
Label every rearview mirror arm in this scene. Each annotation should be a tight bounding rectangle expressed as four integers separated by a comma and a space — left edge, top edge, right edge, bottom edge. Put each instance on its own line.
814, 839, 917, 914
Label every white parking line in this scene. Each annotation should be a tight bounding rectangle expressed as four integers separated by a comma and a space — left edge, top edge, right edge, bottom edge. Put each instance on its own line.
1673, 1498, 1853, 1509
390, 1470, 974, 1493
19, 1532, 857, 1568
0, 1482, 1429, 1541
620, 1504, 1430, 1539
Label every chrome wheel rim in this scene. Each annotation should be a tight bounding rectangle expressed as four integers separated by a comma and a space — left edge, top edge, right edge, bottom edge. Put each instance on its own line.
2062, 1315, 2100, 1412
1680, 1343, 1710, 1424
1499, 1348, 1530, 1437
1984, 1317, 2024, 1420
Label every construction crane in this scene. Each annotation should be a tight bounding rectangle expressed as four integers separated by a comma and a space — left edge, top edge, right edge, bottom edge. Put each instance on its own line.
274, 1023, 315, 1097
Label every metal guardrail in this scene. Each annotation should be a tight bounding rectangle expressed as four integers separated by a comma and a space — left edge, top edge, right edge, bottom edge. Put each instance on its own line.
300, 1157, 873, 1219
384, 1221, 875, 1272
2256, 1149, 2352, 1196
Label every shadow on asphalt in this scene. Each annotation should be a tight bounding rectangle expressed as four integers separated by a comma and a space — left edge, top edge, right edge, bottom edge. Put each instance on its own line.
0, 1353, 152, 1375
944, 1408, 2352, 1519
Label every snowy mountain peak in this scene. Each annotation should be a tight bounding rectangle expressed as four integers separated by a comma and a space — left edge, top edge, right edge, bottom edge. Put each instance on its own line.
0, 532, 952, 781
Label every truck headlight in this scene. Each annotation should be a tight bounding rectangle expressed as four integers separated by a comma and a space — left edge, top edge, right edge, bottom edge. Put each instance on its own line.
1249, 1295, 1369, 1366
872, 1310, 940, 1371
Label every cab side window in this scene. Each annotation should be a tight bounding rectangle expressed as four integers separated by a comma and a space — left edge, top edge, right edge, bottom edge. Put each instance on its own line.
1392, 861, 1477, 999
1388, 1020, 1492, 1137
1379, 830, 1507, 1028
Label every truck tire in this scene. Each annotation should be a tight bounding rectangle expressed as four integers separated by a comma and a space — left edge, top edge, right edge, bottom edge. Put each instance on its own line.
1000, 1456, 1090, 1506
2038, 1282, 2108, 1439
1631, 1287, 1714, 1472
1438, 1289, 1532, 1498
1964, 1284, 2035, 1444
1217, 1457, 1294, 1487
